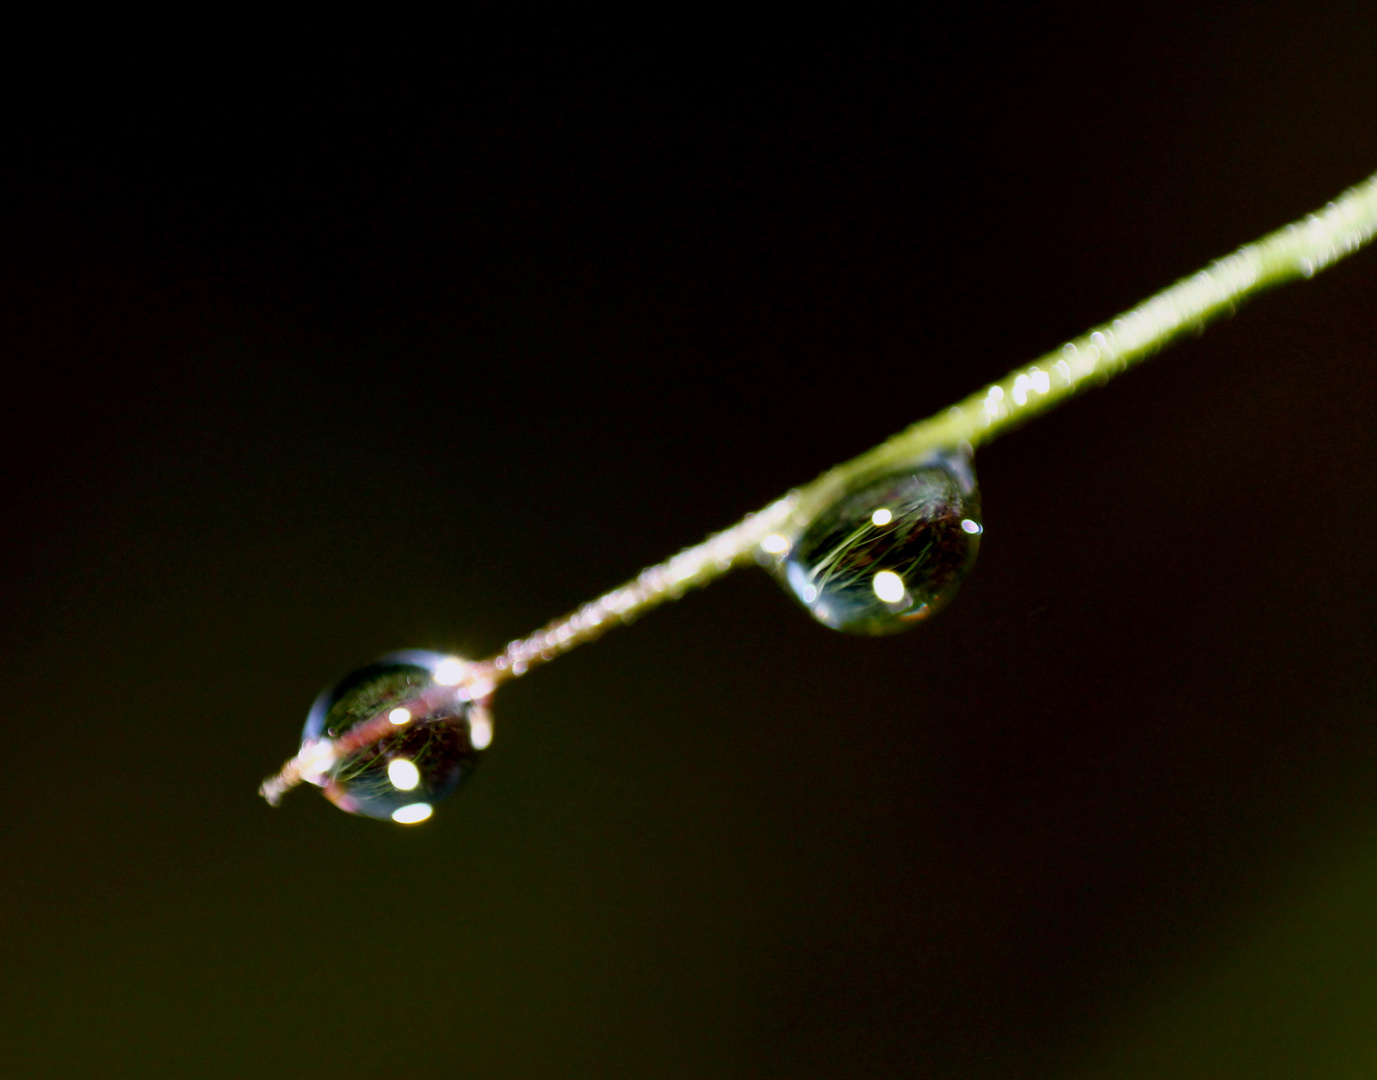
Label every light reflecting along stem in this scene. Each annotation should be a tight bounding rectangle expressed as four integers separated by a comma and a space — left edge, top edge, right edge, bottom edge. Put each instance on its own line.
261, 171, 1377, 806
480, 170, 1377, 687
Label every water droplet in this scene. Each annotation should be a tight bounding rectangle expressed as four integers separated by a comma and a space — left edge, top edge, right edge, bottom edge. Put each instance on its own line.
301, 650, 486, 821
776, 449, 980, 634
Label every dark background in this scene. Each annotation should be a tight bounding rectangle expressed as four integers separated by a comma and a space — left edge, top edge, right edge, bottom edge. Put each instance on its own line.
5, 8, 1377, 1077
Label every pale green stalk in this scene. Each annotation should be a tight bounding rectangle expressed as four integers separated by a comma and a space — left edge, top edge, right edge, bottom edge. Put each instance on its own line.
262, 170, 1377, 805
811, 170, 1377, 506
482, 170, 1377, 685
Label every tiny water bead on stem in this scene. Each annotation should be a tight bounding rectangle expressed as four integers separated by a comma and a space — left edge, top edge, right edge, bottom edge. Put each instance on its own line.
259, 650, 494, 821
778, 448, 981, 634
261, 170, 1377, 823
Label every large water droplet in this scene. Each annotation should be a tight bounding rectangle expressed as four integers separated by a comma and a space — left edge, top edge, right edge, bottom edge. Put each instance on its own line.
774, 449, 981, 634
300, 650, 485, 822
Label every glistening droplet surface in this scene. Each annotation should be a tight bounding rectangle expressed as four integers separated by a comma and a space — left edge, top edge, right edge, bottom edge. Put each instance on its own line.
301, 650, 485, 822
777, 449, 981, 634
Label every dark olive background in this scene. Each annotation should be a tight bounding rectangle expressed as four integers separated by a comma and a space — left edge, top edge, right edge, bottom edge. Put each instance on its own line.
5, 9, 1377, 1077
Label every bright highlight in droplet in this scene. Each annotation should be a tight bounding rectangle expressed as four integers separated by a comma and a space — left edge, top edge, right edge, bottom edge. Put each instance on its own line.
433, 657, 467, 686
387, 757, 421, 791
470, 713, 493, 750
870, 508, 893, 526
388, 707, 412, 726
872, 570, 906, 603
761, 534, 790, 555
297, 737, 338, 788
961, 519, 982, 534
391, 802, 433, 824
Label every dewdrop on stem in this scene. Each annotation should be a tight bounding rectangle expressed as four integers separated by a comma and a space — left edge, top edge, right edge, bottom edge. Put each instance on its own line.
763, 448, 982, 634
267, 650, 491, 824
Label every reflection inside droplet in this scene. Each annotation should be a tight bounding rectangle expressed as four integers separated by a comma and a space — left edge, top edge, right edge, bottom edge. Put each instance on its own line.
433, 656, 467, 685
872, 570, 906, 603
387, 758, 421, 791
300, 650, 487, 822
469, 709, 494, 750
776, 448, 981, 634
391, 803, 433, 824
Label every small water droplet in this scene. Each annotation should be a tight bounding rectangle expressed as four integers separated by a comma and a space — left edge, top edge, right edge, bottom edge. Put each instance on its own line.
777, 450, 981, 634
301, 650, 485, 821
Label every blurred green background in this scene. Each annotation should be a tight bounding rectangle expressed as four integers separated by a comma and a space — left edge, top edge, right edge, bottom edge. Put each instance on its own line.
4, 7, 1377, 1077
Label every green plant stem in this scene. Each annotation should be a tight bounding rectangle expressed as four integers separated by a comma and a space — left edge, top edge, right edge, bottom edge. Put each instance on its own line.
262, 170, 1377, 806
480, 169, 1377, 686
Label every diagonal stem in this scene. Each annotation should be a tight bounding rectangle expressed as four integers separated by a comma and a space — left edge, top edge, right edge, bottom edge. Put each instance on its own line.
262, 170, 1377, 805
476, 170, 1377, 688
